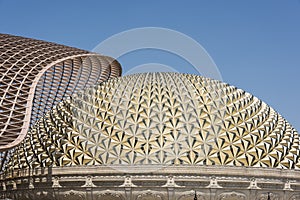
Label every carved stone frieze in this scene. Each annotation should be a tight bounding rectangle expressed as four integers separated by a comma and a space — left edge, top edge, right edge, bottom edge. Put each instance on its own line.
217, 191, 246, 200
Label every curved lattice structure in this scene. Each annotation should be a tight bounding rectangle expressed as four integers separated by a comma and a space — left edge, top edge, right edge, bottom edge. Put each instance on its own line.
0, 33, 121, 153
5, 72, 300, 171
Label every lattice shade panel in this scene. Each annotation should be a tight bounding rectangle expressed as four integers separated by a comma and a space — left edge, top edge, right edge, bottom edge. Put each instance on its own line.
0, 34, 121, 152
6, 72, 300, 172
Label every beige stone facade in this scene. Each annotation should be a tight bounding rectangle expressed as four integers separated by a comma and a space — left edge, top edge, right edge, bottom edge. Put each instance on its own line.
1, 165, 300, 199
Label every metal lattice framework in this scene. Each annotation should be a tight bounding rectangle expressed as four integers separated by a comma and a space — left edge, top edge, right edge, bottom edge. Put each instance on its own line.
0, 33, 121, 153
5, 73, 300, 172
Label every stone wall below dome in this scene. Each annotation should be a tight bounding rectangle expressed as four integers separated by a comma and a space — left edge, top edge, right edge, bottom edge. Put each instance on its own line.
0, 165, 299, 200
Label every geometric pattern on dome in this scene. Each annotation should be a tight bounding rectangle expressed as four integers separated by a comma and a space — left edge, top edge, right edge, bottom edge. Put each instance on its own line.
0, 33, 121, 168
6, 72, 300, 172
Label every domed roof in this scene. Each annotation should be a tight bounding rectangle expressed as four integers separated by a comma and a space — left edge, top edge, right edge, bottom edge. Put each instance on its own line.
6, 72, 300, 171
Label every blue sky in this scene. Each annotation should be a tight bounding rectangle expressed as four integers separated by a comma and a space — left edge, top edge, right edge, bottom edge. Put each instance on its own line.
0, 0, 299, 130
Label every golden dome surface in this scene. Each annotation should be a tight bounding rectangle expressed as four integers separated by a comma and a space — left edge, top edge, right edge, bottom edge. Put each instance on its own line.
6, 72, 300, 171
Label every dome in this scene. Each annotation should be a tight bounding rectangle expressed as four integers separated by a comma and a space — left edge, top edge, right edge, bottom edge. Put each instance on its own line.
6, 72, 300, 171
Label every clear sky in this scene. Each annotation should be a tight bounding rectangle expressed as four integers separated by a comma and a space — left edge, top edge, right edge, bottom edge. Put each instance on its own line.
0, 0, 299, 130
